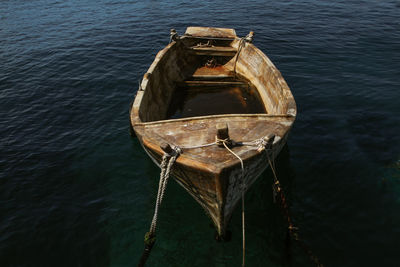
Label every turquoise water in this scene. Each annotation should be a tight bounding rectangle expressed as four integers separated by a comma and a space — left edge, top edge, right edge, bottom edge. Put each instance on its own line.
1, 1, 399, 266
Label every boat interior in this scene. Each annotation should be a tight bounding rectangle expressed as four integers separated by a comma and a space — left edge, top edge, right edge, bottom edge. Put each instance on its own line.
136, 27, 295, 123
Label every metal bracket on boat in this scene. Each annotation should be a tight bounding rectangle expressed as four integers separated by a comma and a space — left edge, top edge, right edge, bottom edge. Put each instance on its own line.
170, 29, 180, 43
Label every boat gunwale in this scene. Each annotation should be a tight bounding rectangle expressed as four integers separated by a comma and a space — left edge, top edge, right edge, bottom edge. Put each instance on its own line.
235, 42, 297, 116
132, 113, 294, 127
130, 36, 297, 127
135, 113, 294, 174
140, 127, 290, 174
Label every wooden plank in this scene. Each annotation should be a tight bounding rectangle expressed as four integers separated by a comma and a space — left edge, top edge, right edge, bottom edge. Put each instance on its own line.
133, 114, 292, 127
190, 46, 236, 52
178, 80, 248, 87
185, 27, 237, 39
188, 46, 237, 56
191, 66, 234, 79
183, 36, 236, 41
191, 74, 234, 79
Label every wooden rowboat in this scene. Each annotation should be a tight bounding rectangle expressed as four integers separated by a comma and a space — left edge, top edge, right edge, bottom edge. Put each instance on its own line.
130, 27, 296, 237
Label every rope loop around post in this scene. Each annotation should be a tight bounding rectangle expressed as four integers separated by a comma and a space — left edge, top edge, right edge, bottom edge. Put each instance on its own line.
233, 31, 255, 77
169, 28, 179, 43
233, 37, 246, 76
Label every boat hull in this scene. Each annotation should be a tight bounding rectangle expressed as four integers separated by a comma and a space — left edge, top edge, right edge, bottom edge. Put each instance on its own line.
138, 127, 289, 236
130, 26, 297, 237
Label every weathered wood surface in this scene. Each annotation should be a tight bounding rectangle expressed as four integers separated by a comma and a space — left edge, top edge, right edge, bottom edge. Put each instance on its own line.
179, 80, 248, 87
130, 26, 297, 236
191, 65, 234, 79
188, 46, 237, 56
185, 26, 237, 39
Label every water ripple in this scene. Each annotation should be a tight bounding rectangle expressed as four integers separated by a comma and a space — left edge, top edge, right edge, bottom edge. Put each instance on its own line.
1, 0, 399, 266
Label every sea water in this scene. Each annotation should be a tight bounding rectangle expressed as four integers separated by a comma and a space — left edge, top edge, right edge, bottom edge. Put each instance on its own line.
1, 1, 399, 266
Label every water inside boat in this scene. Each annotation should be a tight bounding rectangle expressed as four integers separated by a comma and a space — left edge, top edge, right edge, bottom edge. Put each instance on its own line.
166, 54, 266, 120
146, 38, 271, 120
166, 78, 266, 119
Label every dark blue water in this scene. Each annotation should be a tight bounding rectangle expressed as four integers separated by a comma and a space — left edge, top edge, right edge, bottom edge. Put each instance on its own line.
1, 1, 399, 266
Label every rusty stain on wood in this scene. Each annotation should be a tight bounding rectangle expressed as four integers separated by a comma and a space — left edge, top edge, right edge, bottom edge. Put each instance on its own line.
130, 26, 297, 237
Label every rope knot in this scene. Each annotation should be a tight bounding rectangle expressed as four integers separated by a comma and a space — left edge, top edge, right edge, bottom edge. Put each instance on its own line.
256, 134, 276, 152
169, 28, 179, 43
161, 143, 181, 157
255, 138, 268, 152
215, 136, 230, 146
244, 31, 254, 43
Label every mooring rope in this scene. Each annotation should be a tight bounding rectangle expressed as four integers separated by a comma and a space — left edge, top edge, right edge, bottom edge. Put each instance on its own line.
150, 154, 168, 234
180, 141, 216, 149
233, 31, 254, 78
185, 134, 324, 267
180, 135, 276, 266
184, 137, 247, 266
216, 137, 244, 170
233, 37, 245, 77
216, 137, 246, 267
138, 147, 181, 267
138, 133, 322, 267
215, 136, 246, 267
263, 148, 324, 267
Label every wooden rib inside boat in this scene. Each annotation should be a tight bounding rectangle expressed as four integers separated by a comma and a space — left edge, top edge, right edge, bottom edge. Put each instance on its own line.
130, 27, 297, 237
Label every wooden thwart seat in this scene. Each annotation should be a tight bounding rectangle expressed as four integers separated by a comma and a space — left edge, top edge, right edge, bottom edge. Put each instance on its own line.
179, 80, 248, 87
188, 46, 237, 56
191, 66, 234, 79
